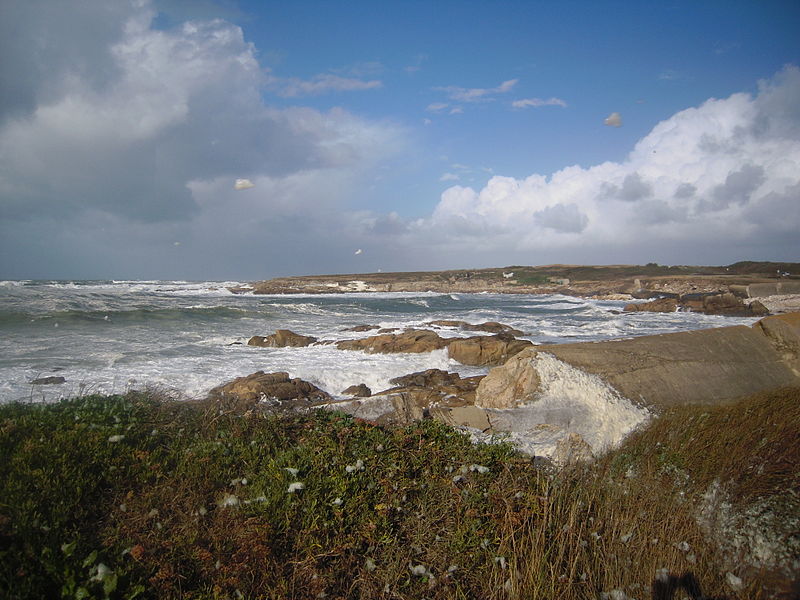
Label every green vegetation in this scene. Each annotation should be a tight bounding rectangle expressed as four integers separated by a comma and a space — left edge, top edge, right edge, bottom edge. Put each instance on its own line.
1, 389, 797, 599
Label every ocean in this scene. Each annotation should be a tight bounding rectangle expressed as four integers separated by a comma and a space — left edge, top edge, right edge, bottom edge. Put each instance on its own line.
0, 280, 761, 404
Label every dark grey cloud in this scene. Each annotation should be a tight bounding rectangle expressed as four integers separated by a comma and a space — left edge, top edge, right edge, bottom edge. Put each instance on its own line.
701, 164, 765, 212
534, 203, 588, 233
674, 183, 696, 198
0, 0, 129, 124
0, 1, 405, 278
602, 172, 653, 202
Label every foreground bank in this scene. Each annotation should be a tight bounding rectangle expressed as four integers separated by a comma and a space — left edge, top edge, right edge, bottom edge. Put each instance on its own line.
1, 386, 797, 599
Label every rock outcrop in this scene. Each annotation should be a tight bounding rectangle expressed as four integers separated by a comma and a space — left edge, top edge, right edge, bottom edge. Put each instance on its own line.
208, 371, 331, 411
624, 292, 769, 317
248, 330, 318, 347
474, 350, 541, 409
342, 383, 372, 397
30, 376, 66, 385
427, 320, 524, 336
336, 329, 449, 354
447, 333, 533, 366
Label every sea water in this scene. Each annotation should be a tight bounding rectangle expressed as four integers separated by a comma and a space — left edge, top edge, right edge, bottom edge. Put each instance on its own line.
0, 280, 761, 404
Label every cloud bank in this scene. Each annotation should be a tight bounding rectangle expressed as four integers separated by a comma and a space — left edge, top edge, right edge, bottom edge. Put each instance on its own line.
0, 0, 403, 278
418, 65, 800, 265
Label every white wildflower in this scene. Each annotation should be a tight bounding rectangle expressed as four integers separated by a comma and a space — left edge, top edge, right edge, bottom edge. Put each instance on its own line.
332, 497, 343, 506
655, 568, 670, 583
676, 541, 691, 552
118, 503, 127, 512
91, 563, 112, 582
726, 572, 743, 590
364, 558, 376, 571
287, 482, 305, 493
284, 467, 299, 476
220, 494, 239, 507
346, 459, 365, 473
107, 434, 124, 443
469, 464, 489, 474
600, 590, 631, 600
494, 556, 507, 569
452, 475, 465, 483
410, 564, 428, 576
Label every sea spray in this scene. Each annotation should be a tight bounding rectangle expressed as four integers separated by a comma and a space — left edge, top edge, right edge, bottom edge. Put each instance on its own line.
484, 353, 650, 457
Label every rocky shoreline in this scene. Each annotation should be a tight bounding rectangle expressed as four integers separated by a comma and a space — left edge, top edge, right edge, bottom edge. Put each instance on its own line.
235, 261, 800, 315
203, 310, 800, 468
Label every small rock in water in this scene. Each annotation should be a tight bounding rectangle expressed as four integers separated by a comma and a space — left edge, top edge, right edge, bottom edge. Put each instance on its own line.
31, 376, 66, 385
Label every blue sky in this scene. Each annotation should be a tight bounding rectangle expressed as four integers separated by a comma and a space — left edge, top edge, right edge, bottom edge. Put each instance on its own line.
1, 0, 798, 279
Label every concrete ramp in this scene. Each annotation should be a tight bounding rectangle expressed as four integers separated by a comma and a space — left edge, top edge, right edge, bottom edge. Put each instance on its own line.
478, 314, 800, 411
546, 325, 799, 407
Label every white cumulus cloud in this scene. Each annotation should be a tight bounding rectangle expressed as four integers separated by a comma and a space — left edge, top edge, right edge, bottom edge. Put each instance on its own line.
421, 66, 800, 264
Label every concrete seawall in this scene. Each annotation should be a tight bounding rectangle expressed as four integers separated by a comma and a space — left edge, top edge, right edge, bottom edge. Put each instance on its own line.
747, 281, 800, 297
477, 313, 800, 411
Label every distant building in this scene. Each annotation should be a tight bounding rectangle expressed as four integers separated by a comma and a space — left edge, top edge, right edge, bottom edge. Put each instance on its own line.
549, 277, 570, 286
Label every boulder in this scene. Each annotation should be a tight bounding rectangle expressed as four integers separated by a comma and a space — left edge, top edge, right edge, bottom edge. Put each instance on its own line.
625, 293, 770, 316
377, 369, 484, 408
248, 329, 317, 347
427, 320, 524, 336
208, 371, 331, 411
624, 297, 678, 313
30, 376, 66, 385
343, 324, 379, 332
475, 349, 540, 409
389, 368, 469, 388
336, 329, 448, 354
447, 333, 533, 366
342, 383, 372, 397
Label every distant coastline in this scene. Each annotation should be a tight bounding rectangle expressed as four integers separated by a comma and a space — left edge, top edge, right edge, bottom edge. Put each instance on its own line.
236, 261, 800, 312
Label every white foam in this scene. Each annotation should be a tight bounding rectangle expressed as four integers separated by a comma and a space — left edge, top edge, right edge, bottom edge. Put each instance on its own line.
487, 353, 650, 454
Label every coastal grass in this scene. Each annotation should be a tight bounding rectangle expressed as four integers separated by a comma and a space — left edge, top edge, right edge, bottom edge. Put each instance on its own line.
1, 389, 798, 599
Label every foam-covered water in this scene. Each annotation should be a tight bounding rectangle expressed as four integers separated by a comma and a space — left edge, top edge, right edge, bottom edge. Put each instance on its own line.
0, 280, 760, 403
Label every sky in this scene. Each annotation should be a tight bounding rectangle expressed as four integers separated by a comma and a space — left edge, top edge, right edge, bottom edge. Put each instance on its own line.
1, 0, 799, 280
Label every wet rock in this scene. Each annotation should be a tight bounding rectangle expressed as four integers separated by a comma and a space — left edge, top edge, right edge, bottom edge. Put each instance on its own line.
624, 297, 679, 313
447, 333, 533, 366
248, 329, 318, 347
336, 329, 448, 354
30, 376, 66, 385
343, 324, 380, 332
342, 383, 372, 397
625, 292, 771, 317
427, 320, 524, 336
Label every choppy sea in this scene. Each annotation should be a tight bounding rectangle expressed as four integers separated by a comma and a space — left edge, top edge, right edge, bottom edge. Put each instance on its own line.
0, 280, 761, 404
